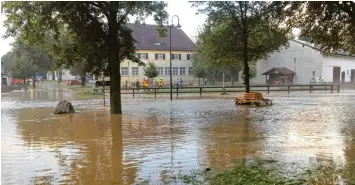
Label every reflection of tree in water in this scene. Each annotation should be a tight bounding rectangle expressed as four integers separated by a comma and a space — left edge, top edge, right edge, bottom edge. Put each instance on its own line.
15, 109, 186, 184
199, 107, 260, 169
16, 110, 126, 184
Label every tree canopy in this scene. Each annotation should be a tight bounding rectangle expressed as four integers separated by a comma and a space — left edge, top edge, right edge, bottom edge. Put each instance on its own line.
192, 2, 290, 92
2, 1, 168, 114
143, 62, 159, 79
270, 1, 355, 54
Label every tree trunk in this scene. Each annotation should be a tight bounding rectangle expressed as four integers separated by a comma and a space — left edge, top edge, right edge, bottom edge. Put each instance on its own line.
108, 13, 122, 114
23, 78, 26, 85
56, 71, 62, 84
52, 71, 55, 80
242, 7, 250, 93
236, 70, 239, 82
198, 77, 200, 86
32, 74, 36, 88
94, 75, 98, 80
231, 74, 234, 85
81, 75, 86, 87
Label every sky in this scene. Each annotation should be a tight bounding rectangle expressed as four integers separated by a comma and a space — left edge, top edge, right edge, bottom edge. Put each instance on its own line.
0, 1, 299, 57
0, 1, 207, 57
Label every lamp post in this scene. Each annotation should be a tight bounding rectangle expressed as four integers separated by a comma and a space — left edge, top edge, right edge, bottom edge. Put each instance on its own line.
169, 15, 181, 101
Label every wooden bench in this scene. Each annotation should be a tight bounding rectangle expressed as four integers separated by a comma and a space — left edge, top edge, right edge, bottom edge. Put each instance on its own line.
234, 92, 272, 106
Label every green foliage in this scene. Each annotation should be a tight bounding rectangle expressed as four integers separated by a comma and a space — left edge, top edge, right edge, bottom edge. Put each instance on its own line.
6, 40, 52, 82
270, 1, 355, 54
192, 1, 290, 92
141, 158, 355, 185
2, 1, 169, 114
9, 53, 36, 79
1, 52, 13, 72
69, 62, 86, 77
191, 54, 207, 79
143, 62, 159, 79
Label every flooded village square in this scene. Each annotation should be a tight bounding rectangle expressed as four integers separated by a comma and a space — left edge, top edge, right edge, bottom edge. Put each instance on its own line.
2, 83, 355, 184
2, 1, 355, 184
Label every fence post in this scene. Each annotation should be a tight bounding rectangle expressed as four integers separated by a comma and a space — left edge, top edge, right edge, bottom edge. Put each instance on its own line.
267, 86, 270, 94
288, 85, 290, 94
154, 88, 157, 98
331, 85, 334, 92
337, 84, 340, 92
133, 89, 135, 97
310, 85, 312, 93
200, 87, 202, 96
177, 87, 179, 98
103, 85, 105, 106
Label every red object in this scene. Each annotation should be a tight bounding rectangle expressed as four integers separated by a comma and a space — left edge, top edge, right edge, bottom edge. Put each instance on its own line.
11, 78, 21, 85
67, 80, 81, 85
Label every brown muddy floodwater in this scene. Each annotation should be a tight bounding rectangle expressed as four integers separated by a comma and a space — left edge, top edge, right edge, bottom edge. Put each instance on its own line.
2, 89, 355, 184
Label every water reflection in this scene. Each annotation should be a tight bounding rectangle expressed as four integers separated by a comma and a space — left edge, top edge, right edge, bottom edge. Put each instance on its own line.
2, 90, 355, 184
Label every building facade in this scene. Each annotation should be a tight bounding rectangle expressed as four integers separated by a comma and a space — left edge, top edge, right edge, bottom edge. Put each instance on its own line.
120, 24, 197, 86
252, 40, 355, 85
46, 24, 198, 85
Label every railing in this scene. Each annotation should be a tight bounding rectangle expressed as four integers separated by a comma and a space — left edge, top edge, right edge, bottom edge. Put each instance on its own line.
101, 84, 341, 98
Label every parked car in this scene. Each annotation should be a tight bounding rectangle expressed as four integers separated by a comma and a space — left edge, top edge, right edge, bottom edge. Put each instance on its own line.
67, 80, 82, 85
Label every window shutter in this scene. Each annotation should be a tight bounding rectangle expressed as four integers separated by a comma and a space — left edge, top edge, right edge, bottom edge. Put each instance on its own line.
163, 54, 166, 60
179, 54, 181, 60
155, 53, 158, 59
187, 54, 190, 60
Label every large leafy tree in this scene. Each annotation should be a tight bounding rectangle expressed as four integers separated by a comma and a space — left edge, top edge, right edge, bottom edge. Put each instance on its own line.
2, 2, 168, 114
9, 53, 35, 84
10, 40, 52, 88
270, 1, 355, 54
191, 54, 207, 85
1, 52, 13, 72
192, 1, 290, 92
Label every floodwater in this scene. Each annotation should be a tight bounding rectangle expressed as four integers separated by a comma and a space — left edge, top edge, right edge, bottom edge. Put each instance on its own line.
2, 89, 355, 184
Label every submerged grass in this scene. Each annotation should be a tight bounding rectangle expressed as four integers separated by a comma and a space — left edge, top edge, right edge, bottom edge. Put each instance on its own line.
137, 158, 355, 185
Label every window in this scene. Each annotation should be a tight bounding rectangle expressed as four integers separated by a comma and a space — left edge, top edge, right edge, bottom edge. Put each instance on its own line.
187, 54, 191, 60
172, 67, 178, 75
138, 53, 148, 59
171, 54, 181, 60
179, 67, 186, 75
165, 67, 170, 75
158, 67, 164, 75
132, 67, 139, 76
154, 42, 165, 46
155, 53, 165, 60
121, 67, 128, 76
188, 67, 194, 75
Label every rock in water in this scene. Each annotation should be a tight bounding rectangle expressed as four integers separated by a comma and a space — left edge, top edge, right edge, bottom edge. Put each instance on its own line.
54, 100, 75, 114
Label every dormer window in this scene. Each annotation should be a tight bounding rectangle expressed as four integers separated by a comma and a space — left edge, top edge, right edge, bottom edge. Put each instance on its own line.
154, 42, 164, 46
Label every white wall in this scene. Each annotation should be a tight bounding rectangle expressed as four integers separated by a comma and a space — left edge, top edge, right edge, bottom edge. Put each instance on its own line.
47, 69, 76, 81
253, 40, 327, 84
322, 55, 355, 83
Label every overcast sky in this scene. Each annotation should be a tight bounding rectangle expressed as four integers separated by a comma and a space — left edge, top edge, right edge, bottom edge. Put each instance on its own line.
0, 1, 299, 57
0, 1, 206, 57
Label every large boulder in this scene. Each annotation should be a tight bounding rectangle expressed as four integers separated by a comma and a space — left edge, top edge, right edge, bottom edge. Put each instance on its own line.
54, 100, 75, 114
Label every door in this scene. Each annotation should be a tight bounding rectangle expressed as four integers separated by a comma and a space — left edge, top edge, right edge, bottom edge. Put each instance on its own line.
351, 69, 355, 83
333, 66, 341, 84
341, 71, 346, 83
